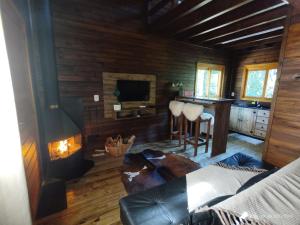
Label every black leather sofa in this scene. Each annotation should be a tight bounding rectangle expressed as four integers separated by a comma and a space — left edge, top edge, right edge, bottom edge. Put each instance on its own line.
120, 153, 272, 225
120, 176, 188, 225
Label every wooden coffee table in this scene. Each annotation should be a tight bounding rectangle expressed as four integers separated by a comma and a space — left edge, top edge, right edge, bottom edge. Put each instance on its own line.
121, 149, 200, 194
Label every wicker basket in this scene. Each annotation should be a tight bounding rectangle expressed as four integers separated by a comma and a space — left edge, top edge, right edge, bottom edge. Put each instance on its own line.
105, 135, 135, 157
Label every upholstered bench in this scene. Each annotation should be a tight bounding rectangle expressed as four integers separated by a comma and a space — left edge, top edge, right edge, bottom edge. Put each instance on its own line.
119, 152, 273, 225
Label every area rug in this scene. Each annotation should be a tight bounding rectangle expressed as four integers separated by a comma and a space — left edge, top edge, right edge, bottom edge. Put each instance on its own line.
129, 133, 264, 167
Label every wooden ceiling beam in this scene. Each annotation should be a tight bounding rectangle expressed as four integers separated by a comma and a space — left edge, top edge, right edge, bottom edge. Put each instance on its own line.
219, 29, 284, 47
190, 6, 289, 43
230, 35, 283, 49
150, 0, 210, 30
162, 0, 251, 34
176, 0, 288, 39
199, 18, 285, 45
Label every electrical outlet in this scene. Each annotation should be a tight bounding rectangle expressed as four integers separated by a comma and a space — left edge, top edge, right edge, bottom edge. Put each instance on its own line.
94, 95, 99, 102
231, 92, 235, 97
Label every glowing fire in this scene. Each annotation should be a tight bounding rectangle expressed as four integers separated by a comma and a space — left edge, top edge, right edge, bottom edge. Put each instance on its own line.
58, 140, 68, 153
48, 134, 82, 160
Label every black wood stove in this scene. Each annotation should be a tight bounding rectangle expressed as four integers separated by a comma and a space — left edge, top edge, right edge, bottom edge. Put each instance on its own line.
30, 0, 94, 218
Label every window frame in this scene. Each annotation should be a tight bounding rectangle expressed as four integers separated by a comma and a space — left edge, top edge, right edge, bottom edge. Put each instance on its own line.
195, 63, 225, 98
240, 63, 278, 102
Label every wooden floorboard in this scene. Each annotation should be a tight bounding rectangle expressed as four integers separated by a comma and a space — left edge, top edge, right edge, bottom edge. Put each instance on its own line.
36, 155, 126, 225
36, 133, 263, 225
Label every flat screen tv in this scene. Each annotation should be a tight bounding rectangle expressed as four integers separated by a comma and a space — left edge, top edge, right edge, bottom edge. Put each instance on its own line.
117, 80, 150, 102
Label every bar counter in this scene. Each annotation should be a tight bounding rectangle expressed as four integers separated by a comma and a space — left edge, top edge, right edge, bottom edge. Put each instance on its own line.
175, 96, 235, 157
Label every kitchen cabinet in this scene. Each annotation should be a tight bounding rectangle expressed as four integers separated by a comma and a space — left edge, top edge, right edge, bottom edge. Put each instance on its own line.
239, 108, 257, 135
254, 109, 270, 139
230, 106, 270, 139
229, 106, 239, 131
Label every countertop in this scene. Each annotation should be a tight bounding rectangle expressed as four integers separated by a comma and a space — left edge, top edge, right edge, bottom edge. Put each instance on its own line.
232, 103, 271, 111
176, 96, 235, 104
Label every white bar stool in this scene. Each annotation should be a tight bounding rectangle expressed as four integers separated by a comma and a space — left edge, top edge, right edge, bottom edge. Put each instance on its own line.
182, 103, 212, 156
200, 112, 214, 136
169, 101, 185, 145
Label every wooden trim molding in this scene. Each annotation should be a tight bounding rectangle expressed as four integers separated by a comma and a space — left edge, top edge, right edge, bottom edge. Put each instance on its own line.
240, 62, 279, 102
197, 63, 225, 71
195, 63, 225, 98
103, 73, 156, 118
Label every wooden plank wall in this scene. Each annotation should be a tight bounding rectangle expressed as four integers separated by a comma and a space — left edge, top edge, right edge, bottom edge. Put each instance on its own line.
51, 0, 228, 146
230, 47, 281, 101
264, 8, 300, 167
2, 0, 41, 217
22, 139, 41, 217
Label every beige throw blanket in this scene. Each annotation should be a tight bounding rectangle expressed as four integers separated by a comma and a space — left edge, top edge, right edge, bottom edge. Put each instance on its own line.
212, 157, 300, 225
186, 164, 265, 212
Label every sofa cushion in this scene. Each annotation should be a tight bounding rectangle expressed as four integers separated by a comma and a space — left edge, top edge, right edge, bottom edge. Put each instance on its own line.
186, 164, 263, 212
120, 176, 189, 225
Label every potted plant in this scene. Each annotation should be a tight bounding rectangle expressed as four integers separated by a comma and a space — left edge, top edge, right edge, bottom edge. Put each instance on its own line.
171, 81, 184, 96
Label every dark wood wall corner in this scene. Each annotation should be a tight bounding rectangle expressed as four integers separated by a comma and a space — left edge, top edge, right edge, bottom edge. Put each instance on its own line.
2, 0, 44, 218
263, 8, 300, 167
51, 0, 228, 147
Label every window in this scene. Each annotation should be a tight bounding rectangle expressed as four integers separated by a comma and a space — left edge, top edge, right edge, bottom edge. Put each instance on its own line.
195, 63, 224, 98
241, 63, 278, 102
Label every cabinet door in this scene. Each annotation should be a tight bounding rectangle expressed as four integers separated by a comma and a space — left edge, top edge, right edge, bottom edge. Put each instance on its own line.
240, 108, 257, 135
229, 106, 239, 130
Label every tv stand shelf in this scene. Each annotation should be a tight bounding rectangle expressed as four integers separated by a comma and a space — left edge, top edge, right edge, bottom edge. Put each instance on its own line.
113, 107, 156, 120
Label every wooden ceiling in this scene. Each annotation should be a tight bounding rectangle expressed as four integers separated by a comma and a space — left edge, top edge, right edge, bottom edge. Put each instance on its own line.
288, 0, 300, 10
147, 0, 291, 51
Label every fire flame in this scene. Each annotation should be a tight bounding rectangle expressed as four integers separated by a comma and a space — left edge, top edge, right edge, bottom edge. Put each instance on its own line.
58, 140, 68, 153
48, 134, 81, 160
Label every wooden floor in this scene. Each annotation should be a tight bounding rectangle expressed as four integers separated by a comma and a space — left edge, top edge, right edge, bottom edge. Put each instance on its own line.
36, 134, 263, 225
36, 155, 127, 225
